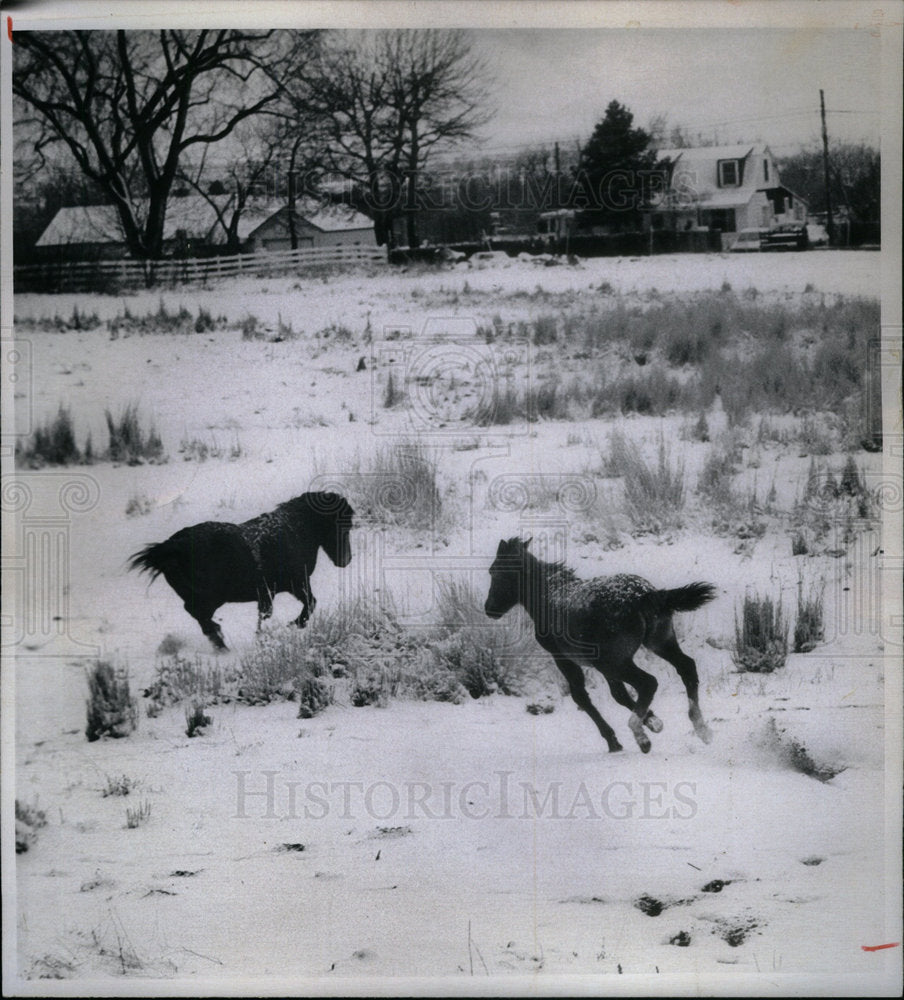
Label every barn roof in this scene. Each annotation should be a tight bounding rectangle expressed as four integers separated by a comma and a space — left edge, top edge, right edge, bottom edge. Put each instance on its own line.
36, 196, 231, 247
37, 195, 373, 248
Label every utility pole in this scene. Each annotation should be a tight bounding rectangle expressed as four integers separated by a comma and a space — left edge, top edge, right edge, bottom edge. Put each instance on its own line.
820, 89, 834, 245
554, 141, 561, 208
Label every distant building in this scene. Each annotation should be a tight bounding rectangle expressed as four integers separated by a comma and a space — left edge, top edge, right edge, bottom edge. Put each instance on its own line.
650, 143, 808, 249
238, 200, 375, 251
35, 196, 230, 259
35, 195, 375, 258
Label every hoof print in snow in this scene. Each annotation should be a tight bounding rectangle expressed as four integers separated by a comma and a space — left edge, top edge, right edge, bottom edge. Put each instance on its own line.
702, 879, 732, 893
275, 842, 306, 853
169, 869, 203, 877
669, 931, 692, 947
710, 916, 760, 947
560, 895, 606, 905
634, 894, 664, 917
800, 855, 825, 866
722, 924, 754, 947
370, 825, 411, 840
352, 948, 377, 962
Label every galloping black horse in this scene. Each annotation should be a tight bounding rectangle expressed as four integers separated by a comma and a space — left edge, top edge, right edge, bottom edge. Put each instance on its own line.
129, 492, 354, 650
485, 537, 716, 753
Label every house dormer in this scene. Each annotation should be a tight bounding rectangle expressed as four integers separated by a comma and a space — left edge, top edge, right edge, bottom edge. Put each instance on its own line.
718, 158, 742, 187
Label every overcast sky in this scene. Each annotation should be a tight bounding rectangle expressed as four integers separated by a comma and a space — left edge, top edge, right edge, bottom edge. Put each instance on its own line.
469, 28, 883, 157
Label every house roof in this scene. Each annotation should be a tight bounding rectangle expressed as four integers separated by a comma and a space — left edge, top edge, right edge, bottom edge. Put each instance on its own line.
36, 196, 231, 247
657, 142, 767, 163
655, 143, 773, 209
239, 199, 373, 240
37, 194, 373, 249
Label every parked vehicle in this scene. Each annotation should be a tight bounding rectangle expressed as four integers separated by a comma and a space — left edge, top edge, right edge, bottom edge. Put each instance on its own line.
730, 228, 769, 252
763, 223, 809, 251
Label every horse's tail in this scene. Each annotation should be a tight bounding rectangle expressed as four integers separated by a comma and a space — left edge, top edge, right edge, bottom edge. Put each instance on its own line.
128, 537, 184, 584
649, 582, 717, 616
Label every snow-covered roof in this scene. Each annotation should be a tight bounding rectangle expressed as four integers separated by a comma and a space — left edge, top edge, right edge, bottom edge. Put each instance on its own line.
657, 143, 766, 163
654, 143, 776, 209
239, 198, 373, 239
36, 196, 231, 247
37, 194, 373, 248
36, 204, 124, 247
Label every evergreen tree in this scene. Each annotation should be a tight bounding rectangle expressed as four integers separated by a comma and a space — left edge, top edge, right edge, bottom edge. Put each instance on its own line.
573, 101, 669, 230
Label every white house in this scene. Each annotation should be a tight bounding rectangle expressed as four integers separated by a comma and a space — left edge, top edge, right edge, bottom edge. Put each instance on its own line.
650, 143, 808, 249
238, 199, 375, 251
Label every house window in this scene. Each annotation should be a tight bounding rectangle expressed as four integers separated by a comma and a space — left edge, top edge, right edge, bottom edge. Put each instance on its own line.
718, 160, 739, 187
763, 158, 769, 182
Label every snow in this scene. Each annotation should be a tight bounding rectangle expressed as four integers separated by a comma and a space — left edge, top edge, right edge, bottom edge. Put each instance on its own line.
5, 249, 900, 995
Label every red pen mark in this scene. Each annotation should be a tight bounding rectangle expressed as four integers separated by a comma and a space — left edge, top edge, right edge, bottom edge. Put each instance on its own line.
861, 942, 900, 952
7, 17, 12, 43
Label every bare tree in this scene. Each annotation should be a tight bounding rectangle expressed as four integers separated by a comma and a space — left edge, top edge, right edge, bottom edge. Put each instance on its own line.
13, 29, 284, 259
303, 29, 493, 247
383, 30, 494, 247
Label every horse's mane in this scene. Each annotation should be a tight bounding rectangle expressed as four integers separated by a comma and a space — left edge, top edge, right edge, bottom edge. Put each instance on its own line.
527, 553, 579, 587
279, 492, 354, 522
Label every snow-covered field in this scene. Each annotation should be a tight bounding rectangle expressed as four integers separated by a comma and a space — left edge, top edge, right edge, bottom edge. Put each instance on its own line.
5, 251, 901, 995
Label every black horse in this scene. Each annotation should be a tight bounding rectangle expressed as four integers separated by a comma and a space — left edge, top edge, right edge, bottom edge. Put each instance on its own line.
129, 492, 354, 650
485, 537, 716, 753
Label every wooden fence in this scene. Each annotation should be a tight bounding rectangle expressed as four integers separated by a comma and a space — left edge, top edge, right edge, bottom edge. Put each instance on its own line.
14, 243, 388, 293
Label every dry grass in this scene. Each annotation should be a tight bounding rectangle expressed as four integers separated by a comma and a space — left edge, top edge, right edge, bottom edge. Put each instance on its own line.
733, 593, 788, 673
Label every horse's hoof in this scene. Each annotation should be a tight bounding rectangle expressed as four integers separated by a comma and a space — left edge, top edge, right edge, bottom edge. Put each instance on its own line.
608, 742, 624, 753
644, 713, 664, 733
638, 739, 652, 754
696, 724, 713, 744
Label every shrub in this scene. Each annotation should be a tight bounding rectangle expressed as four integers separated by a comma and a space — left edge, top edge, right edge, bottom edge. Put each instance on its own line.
383, 368, 403, 409
296, 673, 334, 718
105, 403, 165, 464
469, 380, 523, 426
185, 701, 211, 738
16, 799, 48, 853
102, 774, 136, 797
107, 298, 224, 337
338, 440, 442, 529
532, 314, 558, 345
125, 492, 153, 517
179, 434, 244, 462
142, 653, 223, 707
733, 593, 788, 673
17, 405, 85, 466
125, 800, 152, 829
185, 702, 211, 737
236, 629, 314, 705
241, 315, 261, 340
611, 431, 685, 535
794, 578, 825, 653
791, 531, 809, 556
86, 661, 138, 741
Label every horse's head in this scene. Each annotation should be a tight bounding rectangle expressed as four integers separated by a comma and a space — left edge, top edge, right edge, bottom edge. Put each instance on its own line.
485, 536, 531, 619
298, 492, 355, 568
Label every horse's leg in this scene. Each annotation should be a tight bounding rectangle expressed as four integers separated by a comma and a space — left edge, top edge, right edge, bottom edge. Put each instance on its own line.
616, 661, 658, 753
286, 564, 314, 629
645, 621, 712, 743
257, 587, 273, 632
606, 679, 663, 733
189, 604, 227, 651
553, 655, 623, 753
